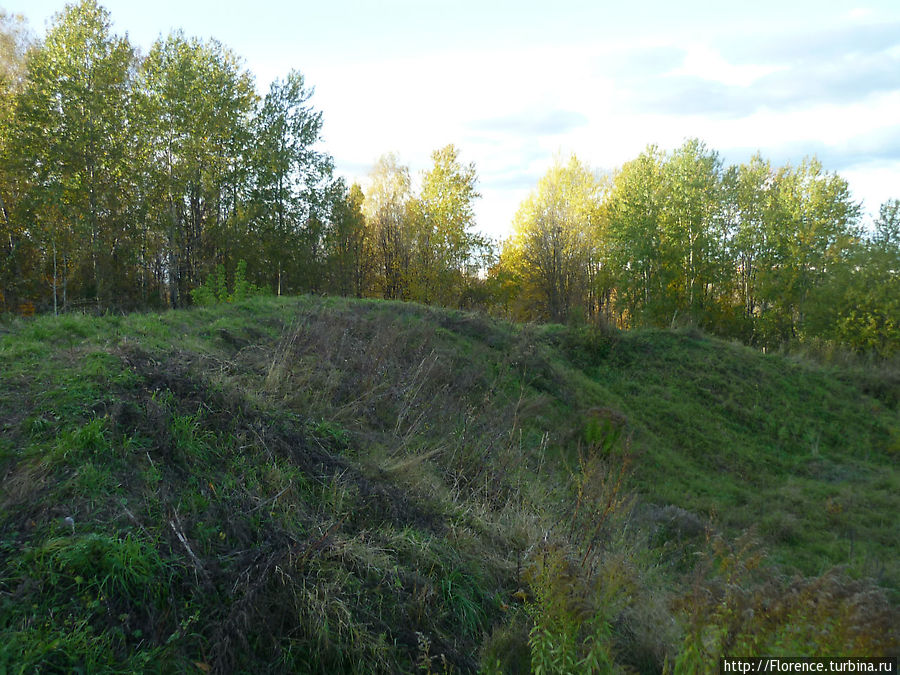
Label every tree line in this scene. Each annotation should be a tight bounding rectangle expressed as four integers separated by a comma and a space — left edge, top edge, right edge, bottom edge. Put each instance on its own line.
1, 2, 897, 355
501, 147, 899, 355
0, 2, 492, 315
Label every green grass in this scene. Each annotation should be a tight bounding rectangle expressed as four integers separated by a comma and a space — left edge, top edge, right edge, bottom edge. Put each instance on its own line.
0, 296, 897, 672
565, 328, 898, 586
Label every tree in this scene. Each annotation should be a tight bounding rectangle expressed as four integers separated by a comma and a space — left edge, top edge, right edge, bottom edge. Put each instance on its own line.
659, 139, 726, 325
363, 153, 415, 300
873, 199, 900, 249
506, 155, 602, 323
0, 10, 31, 90
250, 69, 332, 295
763, 158, 861, 342
721, 154, 777, 336
0, 10, 34, 311
11, 0, 135, 310
415, 144, 481, 305
604, 146, 666, 325
0, 2, 349, 314
805, 199, 900, 355
326, 181, 369, 297
139, 32, 257, 306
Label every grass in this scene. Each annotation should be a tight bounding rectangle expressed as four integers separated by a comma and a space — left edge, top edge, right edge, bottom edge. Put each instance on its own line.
573, 329, 899, 586
0, 296, 897, 672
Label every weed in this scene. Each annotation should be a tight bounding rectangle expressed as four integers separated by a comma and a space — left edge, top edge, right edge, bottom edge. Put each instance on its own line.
27, 532, 165, 601
525, 546, 617, 674
441, 568, 488, 637
154, 405, 221, 466
673, 533, 899, 672
314, 419, 352, 449
47, 417, 112, 465
72, 462, 119, 501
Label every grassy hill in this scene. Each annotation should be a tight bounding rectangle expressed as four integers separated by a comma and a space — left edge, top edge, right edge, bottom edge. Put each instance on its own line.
1, 296, 897, 673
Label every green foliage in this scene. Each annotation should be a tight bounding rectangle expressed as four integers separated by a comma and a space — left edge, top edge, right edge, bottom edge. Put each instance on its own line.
673, 534, 897, 672
603, 146, 667, 327
413, 144, 483, 306
521, 442, 635, 674
1, 532, 169, 673
504, 154, 604, 324
801, 200, 900, 356
1, 4, 332, 312
0, 618, 164, 674
0, 11, 32, 93
190, 260, 265, 306
170, 411, 216, 462
363, 153, 417, 300
598, 142, 864, 348
582, 414, 623, 455
27, 532, 165, 601
232, 260, 257, 302
313, 419, 351, 449
440, 568, 488, 637
0, 0, 895, 363
8, 0, 135, 310
189, 278, 217, 307
325, 181, 370, 297
0, 11, 34, 313
249, 69, 333, 295
480, 618, 532, 674
138, 30, 258, 308
49, 417, 111, 465
525, 548, 616, 674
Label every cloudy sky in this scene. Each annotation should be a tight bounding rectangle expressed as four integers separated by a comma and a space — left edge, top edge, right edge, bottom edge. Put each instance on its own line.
7, 0, 900, 240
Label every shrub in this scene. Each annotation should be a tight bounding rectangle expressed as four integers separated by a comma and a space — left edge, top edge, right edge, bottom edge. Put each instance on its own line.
190, 260, 265, 306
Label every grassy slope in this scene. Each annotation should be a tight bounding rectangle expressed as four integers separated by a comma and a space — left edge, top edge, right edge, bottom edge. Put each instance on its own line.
0, 296, 897, 673
561, 328, 898, 580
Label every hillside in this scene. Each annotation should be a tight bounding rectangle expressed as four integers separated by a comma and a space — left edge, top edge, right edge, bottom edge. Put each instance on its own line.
1, 296, 897, 673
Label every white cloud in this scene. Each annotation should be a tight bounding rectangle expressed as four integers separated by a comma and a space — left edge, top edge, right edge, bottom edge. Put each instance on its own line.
672, 44, 783, 87
250, 20, 900, 241
841, 165, 900, 222
848, 7, 875, 20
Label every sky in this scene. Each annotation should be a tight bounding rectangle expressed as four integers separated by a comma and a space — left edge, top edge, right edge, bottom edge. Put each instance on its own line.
5, 0, 900, 240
